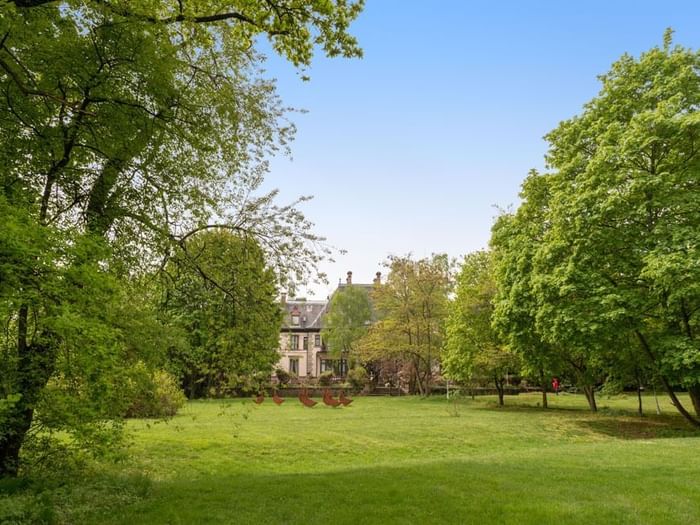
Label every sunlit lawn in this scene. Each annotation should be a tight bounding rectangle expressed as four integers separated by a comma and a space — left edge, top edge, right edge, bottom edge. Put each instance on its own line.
4, 393, 700, 524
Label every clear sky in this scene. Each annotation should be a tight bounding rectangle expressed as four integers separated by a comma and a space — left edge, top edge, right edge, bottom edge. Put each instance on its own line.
258, 0, 700, 298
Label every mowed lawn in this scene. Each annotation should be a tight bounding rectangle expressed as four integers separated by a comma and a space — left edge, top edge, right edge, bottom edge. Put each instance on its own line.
7, 394, 700, 524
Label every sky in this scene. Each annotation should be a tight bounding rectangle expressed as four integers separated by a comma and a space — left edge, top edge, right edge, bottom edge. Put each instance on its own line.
257, 0, 700, 298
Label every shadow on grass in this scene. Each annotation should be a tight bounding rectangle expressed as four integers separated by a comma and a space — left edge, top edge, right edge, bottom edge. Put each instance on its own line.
453, 398, 699, 440
7, 435, 700, 524
574, 414, 698, 439
0, 468, 153, 525
82, 453, 700, 525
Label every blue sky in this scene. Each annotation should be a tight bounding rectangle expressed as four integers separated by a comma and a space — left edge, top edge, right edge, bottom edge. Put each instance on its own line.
258, 0, 700, 297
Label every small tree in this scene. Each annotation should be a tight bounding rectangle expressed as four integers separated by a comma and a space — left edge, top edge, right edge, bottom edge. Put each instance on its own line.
443, 251, 520, 406
322, 284, 372, 356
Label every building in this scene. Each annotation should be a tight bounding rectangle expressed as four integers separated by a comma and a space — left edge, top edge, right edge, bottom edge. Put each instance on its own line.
275, 271, 380, 379
276, 296, 329, 378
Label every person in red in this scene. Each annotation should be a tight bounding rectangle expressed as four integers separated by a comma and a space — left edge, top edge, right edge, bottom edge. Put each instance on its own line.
552, 377, 560, 396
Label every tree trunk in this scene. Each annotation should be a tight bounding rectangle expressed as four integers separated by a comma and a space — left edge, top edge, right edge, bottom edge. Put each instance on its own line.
653, 385, 662, 415
422, 365, 432, 397
635, 330, 700, 427
541, 383, 548, 409
688, 385, 700, 417
582, 385, 597, 412
0, 405, 33, 477
636, 386, 643, 417
636, 373, 644, 417
495, 378, 504, 406
1, 309, 57, 477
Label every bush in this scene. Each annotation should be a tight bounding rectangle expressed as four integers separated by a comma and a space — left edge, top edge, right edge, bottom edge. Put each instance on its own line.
125, 366, 186, 418
276, 368, 291, 385
347, 367, 368, 390
318, 371, 334, 386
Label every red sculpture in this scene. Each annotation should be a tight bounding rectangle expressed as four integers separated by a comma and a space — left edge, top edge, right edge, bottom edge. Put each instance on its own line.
323, 389, 342, 407
299, 387, 317, 407
254, 393, 265, 404
273, 391, 285, 405
339, 391, 353, 406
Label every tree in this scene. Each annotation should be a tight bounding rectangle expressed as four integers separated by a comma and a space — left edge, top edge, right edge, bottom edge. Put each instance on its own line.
361, 255, 452, 396
443, 251, 519, 406
322, 284, 372, 355
492, 32, 700, 425
0, 0, 364, 476
163, 230, 282, 398
322, 283, 375, 385
539, 32, 700, 425
491, 174, 569, 410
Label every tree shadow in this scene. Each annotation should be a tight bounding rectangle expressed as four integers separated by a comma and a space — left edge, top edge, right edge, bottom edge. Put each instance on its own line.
73, 455, 700, 525
455, 398, 699, 439
574, 414, 697, 440
468, 398, 588, 413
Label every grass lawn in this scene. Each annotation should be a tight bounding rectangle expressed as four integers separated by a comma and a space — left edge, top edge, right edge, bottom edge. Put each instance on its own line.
2, 393, 700, 524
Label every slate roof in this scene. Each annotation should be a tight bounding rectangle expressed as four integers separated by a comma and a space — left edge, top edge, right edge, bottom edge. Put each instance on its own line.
280, 300, 328, 330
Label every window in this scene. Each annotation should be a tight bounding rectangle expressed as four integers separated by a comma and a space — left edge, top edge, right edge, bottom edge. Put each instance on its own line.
289, 358, 299, 375
290, 335, 299, 350
303, 336, 308, 350
291, 313, 300, 326
320, 359, 348, 377
314, 334, 321, 347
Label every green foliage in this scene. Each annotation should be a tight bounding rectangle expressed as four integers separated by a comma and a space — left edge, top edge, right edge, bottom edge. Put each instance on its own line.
318, 371, 334, 387
0, 0, 364, 475
444, 251, 497, 381
322, 284, 372, 356
125, 366, 186, 418
490, 34, 700, 422
444, 251, 520, 404
275, 368, 291, 386
346, 367, 369, 390
361, 254, 452, 395
163, 230, 282, 398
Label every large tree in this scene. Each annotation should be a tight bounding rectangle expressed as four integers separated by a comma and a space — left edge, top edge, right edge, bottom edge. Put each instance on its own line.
163, 230, 282, 398
491, 174, 580, 409
0, 0, 364, 476
492, 32, 700, 425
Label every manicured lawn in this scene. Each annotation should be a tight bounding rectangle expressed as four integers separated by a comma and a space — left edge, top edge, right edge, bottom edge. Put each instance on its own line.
3, 393, 700, 524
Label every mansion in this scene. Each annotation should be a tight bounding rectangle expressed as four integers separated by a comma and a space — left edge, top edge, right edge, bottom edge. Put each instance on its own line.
275, 271, 378, 379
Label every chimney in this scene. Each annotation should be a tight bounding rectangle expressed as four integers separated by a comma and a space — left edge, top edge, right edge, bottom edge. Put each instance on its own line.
346, 271, 353, 285
374, 271, 382, 285
280, 292, 287, 305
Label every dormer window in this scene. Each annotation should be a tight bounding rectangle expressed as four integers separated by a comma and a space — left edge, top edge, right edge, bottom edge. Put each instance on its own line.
291, 307, 300, 325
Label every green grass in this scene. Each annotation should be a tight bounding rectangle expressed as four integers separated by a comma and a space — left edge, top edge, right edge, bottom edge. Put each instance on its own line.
3, 393, 700, 524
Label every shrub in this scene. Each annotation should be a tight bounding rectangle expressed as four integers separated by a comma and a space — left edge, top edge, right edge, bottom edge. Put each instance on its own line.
318, 371, 334, 386
347, 367, 368, 390
125, 366, 186, 418
275, 368, 291, 385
